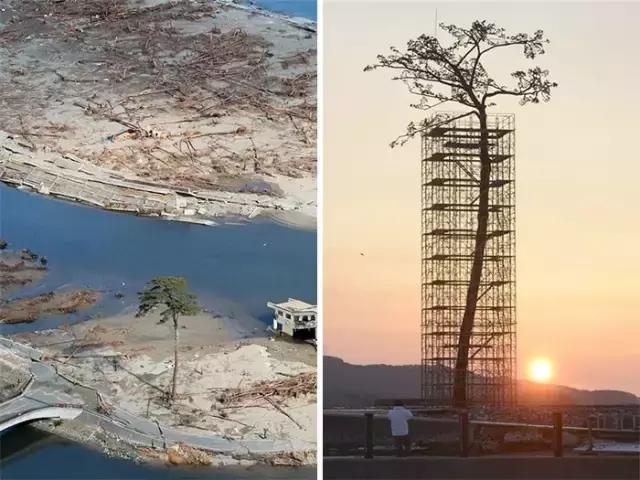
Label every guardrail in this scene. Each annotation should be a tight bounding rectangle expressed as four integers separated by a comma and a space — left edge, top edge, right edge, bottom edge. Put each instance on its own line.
325, 410, 639, 459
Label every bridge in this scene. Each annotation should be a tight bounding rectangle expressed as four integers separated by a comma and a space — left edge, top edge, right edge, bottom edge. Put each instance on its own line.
0, 353, 88, 433
0, 406, 82, 433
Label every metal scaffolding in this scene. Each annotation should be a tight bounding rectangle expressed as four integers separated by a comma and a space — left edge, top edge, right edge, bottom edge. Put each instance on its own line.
421, 112, 516, 406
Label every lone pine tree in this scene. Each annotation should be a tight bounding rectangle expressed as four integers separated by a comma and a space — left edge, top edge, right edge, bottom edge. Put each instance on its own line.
366, 21, 557, 407
137, 276, 200, 402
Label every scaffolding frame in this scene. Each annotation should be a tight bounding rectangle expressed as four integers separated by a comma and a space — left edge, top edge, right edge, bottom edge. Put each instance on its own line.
421, 112, 517, 406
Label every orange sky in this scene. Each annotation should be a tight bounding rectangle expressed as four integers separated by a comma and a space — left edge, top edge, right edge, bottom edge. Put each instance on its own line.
324, 1, 640, 395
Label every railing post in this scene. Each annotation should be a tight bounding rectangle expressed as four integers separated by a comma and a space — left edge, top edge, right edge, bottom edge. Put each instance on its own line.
618, 413, 623, 430
553, 411, 563, 457
459, 410, 470, 457
364, 412, 374, 459
586, 416, 594, 454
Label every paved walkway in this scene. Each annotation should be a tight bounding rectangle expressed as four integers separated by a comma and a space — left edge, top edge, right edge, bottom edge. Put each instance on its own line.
0, 353, 89, 428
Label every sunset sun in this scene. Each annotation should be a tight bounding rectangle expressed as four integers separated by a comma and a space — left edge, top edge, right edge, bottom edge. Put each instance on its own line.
529, 358, 553, 383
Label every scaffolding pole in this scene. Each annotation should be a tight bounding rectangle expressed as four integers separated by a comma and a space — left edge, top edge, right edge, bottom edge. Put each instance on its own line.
421, 112, 517, 406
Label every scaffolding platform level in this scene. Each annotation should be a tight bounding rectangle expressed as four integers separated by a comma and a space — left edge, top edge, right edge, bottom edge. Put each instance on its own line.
421, 113, 516, 406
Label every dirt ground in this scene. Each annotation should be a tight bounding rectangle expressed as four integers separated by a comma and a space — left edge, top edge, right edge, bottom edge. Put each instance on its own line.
0, 245, 102, 324
0, 250, 48, 293
0, 0, 316, 225
0, 347, 32, 402
0, 289, 101, 324
12, 308, 317, 446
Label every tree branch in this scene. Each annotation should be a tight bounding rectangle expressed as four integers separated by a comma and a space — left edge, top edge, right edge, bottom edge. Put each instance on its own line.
390, 110, 475, 148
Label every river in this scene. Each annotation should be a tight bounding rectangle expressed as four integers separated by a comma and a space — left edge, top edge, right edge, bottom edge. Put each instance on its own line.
0, 183, 316, 336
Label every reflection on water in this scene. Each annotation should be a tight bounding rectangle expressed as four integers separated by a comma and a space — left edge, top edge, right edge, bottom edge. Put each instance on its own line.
0, 426, 314, 480
0, 184, 316, 335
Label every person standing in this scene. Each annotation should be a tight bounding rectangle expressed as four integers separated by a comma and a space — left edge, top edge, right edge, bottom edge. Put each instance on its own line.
388, 400, 413, 457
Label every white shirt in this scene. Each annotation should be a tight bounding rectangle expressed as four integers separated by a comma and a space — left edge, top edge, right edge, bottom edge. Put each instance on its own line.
387, 406, 413, 436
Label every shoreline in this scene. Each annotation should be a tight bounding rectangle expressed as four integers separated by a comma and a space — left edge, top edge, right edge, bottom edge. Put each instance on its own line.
0, 181, 317, 232
1, 233, 317, 466
1, 425, 316, 478
0, 0, 317, 228
259, 209, 317, 231
2, 309, 317, 466
0, 169, 317, 231
225, 0, 316, 30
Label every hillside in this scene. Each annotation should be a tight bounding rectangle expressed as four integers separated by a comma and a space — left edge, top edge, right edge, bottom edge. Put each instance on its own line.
324, 356, 640, 408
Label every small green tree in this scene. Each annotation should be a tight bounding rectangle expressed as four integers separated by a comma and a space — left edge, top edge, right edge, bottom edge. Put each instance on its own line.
366, 21, 557, 408
137, 276, 200, 402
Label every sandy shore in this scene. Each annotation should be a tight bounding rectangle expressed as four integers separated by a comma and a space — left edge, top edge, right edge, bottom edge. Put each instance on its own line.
0, 0, 316, 226
12, 307, 317, 457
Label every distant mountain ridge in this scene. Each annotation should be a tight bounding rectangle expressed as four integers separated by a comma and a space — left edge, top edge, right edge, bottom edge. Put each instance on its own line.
324, 356, 640, 408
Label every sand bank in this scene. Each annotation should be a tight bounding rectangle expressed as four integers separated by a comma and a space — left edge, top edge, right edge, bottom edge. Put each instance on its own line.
0, 250, 47, 293
11, 307, 317, 458
0, 290, 101, 324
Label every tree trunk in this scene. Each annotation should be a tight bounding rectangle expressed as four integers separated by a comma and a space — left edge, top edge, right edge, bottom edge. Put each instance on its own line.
453, 108, 491, 408
171, 313, 179, 402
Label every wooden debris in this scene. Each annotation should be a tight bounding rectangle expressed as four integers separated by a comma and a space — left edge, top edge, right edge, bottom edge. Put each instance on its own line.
219, 372, 316, 404
0, 0, 316, 218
